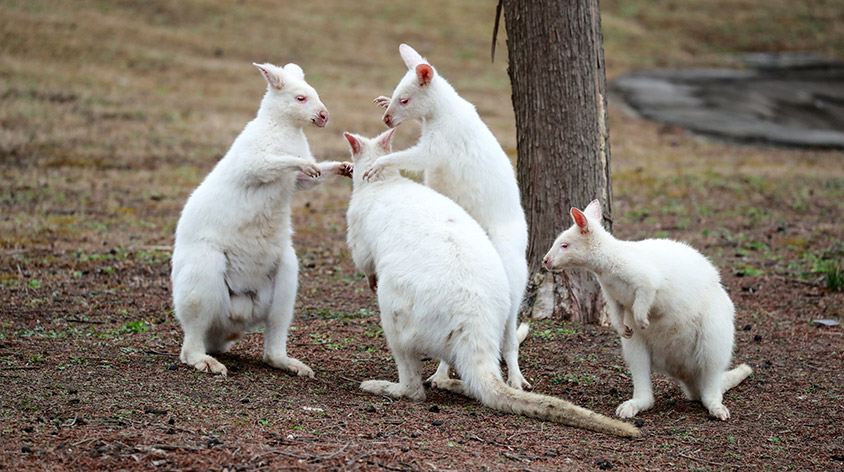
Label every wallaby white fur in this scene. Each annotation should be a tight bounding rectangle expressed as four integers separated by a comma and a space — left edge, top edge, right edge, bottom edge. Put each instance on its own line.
543, 200, 753, 420
367, 44, 530, 390
344, 131, 638, 438
171, 62, 350, 377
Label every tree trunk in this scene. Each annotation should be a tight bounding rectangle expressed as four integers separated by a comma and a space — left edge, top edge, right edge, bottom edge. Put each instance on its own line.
502, 0, 613, 323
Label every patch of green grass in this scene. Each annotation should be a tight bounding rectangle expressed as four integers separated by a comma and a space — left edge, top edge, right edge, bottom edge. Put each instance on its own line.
310, 308, 374, 320
810, 258, 843, 292
309, 332, 344, 350
364, 326, 383, 338
28, 279, 42, 289
735, 265, 763, 277
117, 320, 150, 335
535, 327, 577, 340
551, 373, 597, 386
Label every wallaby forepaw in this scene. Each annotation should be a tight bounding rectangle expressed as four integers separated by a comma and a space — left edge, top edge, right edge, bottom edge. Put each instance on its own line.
191, 356, 228, 377
338, 162, 354, 178
708, 404, 731, 421
636, 318, 650, 330
362, 163, 385, 182
373, 96, 390, 109
299, 162, 321, 178
264, 355, 314, 378
622, 325, 633, 338
616, 398, 652, 418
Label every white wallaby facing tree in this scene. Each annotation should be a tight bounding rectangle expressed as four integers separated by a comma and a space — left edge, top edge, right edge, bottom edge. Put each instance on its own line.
499, 0, 613, 323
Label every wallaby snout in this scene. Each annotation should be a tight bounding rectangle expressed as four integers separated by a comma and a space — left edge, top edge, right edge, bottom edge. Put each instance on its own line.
313, 109, 329, 127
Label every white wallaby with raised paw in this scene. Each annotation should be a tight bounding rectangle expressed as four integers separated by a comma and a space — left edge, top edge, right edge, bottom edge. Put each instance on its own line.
344, 131, 638, 438
543, 200, 753, 420
171, 62, 351, 377
367, 43, 530, 390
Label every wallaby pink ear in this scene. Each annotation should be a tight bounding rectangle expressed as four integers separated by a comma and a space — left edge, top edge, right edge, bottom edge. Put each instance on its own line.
571, 207, 589, 234
584, 199, 603, 222
253, 62, 283, 89
399, 43, 425, 69
343, 132, 361, 155
377, 128, 397, 152
416, 63, 434, 86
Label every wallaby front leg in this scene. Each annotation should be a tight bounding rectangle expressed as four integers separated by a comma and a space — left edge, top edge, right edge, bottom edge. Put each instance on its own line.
631, 287, 656, 330
616, 336, 655, 418
248, 155, 321, 185
363, 147, 427, 181
295, 161, 353, 190
606, 297, 633, 338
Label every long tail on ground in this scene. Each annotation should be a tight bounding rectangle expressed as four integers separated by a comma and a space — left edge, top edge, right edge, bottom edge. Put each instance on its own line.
722, 363, 753, 393
516, 322, 530, 344
460, 359, 640, 438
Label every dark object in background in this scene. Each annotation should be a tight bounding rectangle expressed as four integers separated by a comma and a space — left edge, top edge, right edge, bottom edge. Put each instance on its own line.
612, 53, 844, 149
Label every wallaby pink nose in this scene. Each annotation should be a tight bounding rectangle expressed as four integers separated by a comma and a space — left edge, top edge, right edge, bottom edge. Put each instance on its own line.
383, 114, 392, 127
319, 110, 328, 121
543, 257, 552, 270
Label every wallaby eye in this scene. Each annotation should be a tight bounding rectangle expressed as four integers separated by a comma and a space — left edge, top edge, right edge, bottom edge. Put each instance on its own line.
561, 242, 569, 249
296, 95, 307, 102
399, 98, 409, 106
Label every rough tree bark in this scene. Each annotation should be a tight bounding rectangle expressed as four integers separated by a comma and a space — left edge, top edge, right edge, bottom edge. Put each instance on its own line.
502, 0, 613, 323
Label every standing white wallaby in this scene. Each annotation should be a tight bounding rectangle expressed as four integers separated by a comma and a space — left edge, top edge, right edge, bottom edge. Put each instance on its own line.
365, 44, 530, 390
543, 200, 753, 420
171, 62, 351, 377
344, 131, 639, 438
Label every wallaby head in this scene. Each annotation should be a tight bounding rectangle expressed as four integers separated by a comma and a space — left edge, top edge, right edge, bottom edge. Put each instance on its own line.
253, 62, 329, 128
381, 44, 439, 128
342, 129, 397, 184
543, 200, 607, 271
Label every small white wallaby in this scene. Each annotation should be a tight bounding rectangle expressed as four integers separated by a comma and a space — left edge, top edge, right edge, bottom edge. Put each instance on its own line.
543, 200, 753, 420
366, 44, 530, 390
171, 62, 351, 377
344, 131, 639, 438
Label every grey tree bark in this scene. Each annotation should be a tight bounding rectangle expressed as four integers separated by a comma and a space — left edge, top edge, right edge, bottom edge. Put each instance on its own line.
501, 0, 613, 323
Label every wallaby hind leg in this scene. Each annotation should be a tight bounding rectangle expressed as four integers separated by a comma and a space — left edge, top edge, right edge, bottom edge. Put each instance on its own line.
503, 312, 530, 389
616, 336, 655, 418
361, 348, 425, 401
174, 251, 229, 376
699, 368, 730, 420
263, 245, 313, 378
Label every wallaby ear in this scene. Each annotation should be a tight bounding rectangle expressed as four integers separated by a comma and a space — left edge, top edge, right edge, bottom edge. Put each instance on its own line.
283, 63, 305, 80
253, 63, 283, 89
416, 63, 434, 87
399, 43, 425, 69
570, 207, 589, 234
343, 132, 361, 155
584, 199, 603, 223
376, 128, 397, 152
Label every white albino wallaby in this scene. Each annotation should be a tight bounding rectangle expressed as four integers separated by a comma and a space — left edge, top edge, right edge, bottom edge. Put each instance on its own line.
366, 43, 530, 390
344, 131, 639, 438
543, 200, 753, 420
171, 62, 351, 377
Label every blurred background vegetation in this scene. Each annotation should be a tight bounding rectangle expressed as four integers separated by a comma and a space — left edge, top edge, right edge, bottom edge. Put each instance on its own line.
1, 0, 841, 281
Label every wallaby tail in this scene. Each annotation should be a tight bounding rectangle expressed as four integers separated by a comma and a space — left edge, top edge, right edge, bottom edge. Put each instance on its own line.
516, 322, 530, 344
461, 363, 639, 438
722, 363, 753, 393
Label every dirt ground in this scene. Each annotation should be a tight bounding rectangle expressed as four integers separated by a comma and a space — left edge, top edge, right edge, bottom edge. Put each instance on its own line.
2, 1, 843, 470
